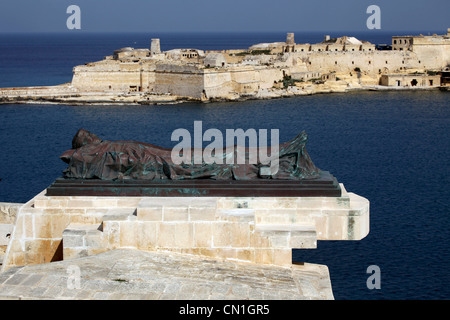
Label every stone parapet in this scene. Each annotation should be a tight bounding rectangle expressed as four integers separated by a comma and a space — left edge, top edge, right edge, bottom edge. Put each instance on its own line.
1, 184, 369, 271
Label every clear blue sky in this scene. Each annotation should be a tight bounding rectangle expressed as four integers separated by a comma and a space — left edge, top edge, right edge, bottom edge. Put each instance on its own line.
0, 0, 448, 33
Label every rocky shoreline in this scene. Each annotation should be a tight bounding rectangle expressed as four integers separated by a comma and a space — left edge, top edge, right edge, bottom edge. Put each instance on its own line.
0, 81, 443, 106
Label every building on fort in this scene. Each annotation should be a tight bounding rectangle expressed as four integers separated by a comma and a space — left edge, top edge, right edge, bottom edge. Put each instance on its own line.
380, 73, 441, 87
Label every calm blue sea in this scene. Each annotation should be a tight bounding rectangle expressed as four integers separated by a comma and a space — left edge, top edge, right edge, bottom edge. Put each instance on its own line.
0, 32, 449, 300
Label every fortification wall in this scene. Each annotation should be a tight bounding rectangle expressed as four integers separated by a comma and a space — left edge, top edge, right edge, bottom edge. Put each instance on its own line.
255, 68, 285, 89
295, 51, 422, 75
392, 35, 450, 69
72, 62, 155, 92
413, 43, 450, 69
203, 70, 233, 98
0, 85, 76, 97
203, 67, 285, 98
153, 63, 204, 99
229, 68, 261, 94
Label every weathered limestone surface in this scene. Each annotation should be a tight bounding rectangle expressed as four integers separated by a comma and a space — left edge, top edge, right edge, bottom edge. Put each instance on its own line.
0, 249, 334, 300
1, 183, 369, 272
0, 203, 23, 264
0, 203, 22, 224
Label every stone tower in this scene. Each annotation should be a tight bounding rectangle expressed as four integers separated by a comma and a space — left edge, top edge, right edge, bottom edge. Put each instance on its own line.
151, 38, 161, 55
286, 33, 295, 45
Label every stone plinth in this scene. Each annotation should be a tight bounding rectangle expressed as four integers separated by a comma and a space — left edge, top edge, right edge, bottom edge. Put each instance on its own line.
1, 183, 369, 272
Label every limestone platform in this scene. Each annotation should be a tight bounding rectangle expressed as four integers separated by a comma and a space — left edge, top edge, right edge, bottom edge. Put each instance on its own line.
0, 249, 333, 300
1, 183, 369, 272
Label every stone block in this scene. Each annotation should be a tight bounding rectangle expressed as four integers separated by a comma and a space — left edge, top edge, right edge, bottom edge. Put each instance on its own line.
116, 198, 142, 207
33, 215, 54, 238
62, 233, 84, 248
289, 234, 317, 249
163, 207, 189, 221
235, 249, 254, 263
12, 252, 25, 267
254, 249, 273, 265
272, 248, 292, 265
70, 214, 101, 225
217, 209, 255, 222
119, 221, 138, 247
23, 215, 34, 238
189, 207, 216, 221
32, 199, 48, 209
137, 206, 163, 221
103, 221, 120, 248
137, 222, 158, 249
85, 232, 104, 248
212, 222, 231, 247
250, 231, 270, 248
326, 215, 347, 240
157, 223, 176, 247
66, 199, 95, 208
23, 239, 62, 265
254, 208, 297, 225
51, 215, 71, 236
64, 208, 86, 215
230, 222, 250, 248
192, 223, 212, 247
63, 247, 88, 260
268, 234, 290, 248
312, 216, 328, 239
174, 223, 193, 247
104, 208, 135, 218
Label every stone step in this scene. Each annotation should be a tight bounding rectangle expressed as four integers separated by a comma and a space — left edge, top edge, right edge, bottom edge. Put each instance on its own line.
255, 224, 317, 249
102, 208, 137, 222
216, 209, 255, 222
62, 223, 107, 260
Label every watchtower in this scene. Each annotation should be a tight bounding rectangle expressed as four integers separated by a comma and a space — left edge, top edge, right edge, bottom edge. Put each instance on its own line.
286, 33, 295, 45
151, 38, 161, 55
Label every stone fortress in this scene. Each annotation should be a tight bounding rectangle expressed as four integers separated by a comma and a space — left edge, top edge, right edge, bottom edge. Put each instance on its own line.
1, 29, 449, 104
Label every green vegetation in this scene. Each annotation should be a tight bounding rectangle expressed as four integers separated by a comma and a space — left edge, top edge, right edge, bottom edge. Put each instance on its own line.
234, 49, 272, 56
308, 78, 322, 83
250, 49, 271, 55
281, 75, 303, 88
